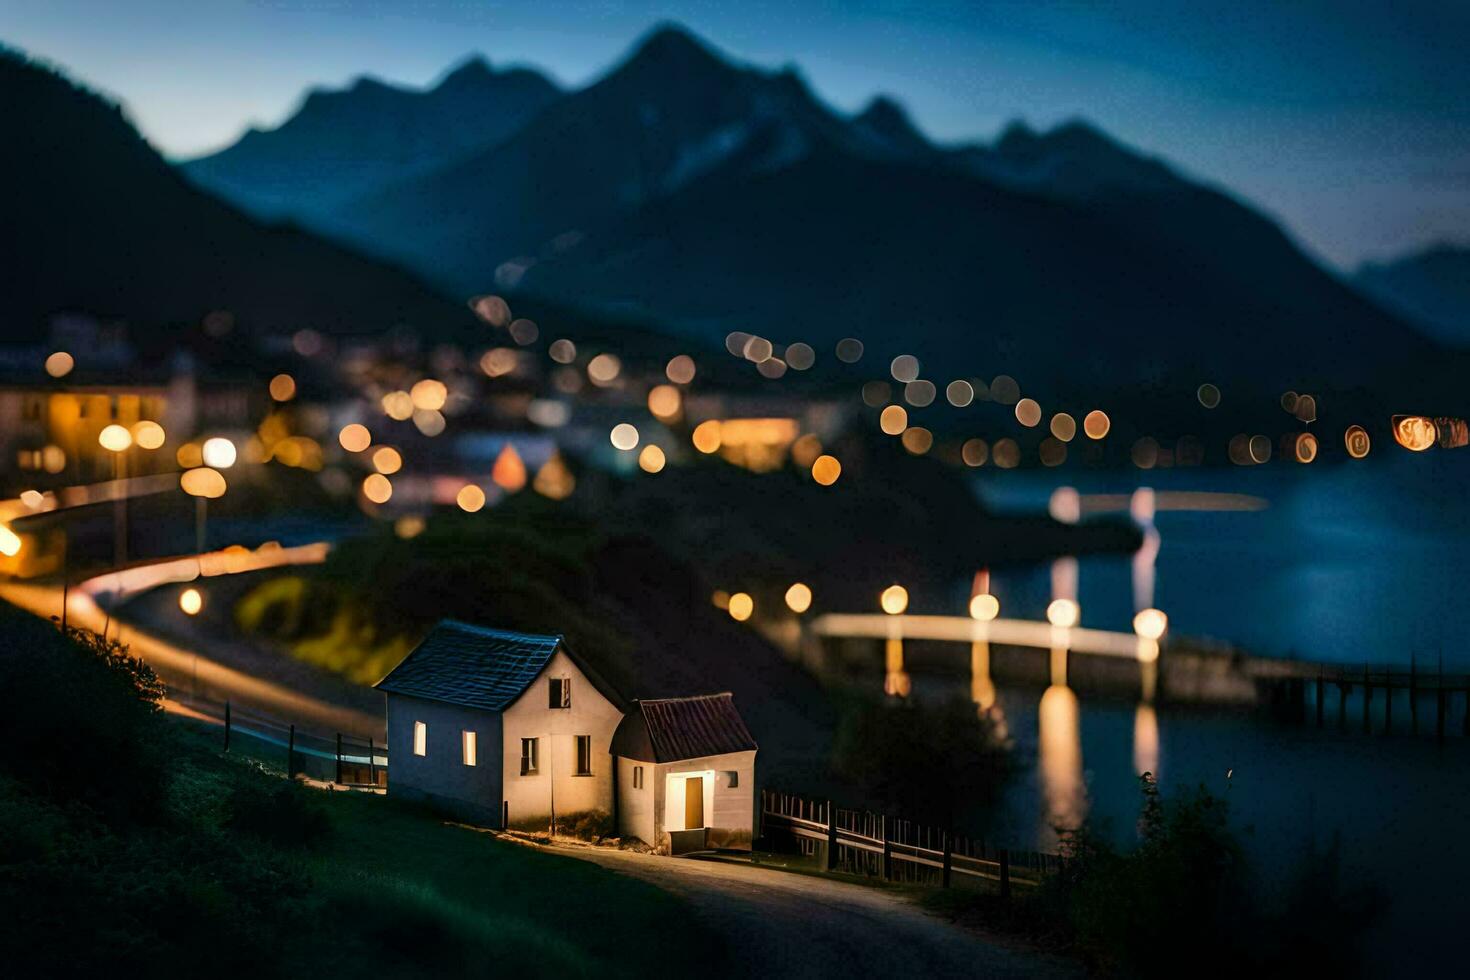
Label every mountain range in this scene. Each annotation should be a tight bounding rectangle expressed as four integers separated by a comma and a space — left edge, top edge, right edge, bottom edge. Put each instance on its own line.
182, 24, 1457, 416
1355, 245, 1470, 348
1, 46, 474, 348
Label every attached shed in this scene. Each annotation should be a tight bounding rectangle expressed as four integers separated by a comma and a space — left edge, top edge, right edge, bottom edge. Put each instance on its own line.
612, 694, 758, 854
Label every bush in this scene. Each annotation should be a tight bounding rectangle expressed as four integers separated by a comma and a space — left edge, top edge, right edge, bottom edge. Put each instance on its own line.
0, 613, 169, 822
1045, 774, 1383, 977
831, 693, 1012, 825
225, 776, 333, 848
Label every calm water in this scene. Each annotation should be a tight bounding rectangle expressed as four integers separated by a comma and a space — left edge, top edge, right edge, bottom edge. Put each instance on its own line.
952, 453, 1470, 969
975, 449, 1470, 668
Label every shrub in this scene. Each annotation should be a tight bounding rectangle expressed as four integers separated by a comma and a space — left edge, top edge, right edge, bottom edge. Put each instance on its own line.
225, 776, 333, 848
0, 613, 169, 822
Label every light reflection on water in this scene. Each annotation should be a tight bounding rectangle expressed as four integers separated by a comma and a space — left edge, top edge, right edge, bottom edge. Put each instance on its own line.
974, 450, 1470, 668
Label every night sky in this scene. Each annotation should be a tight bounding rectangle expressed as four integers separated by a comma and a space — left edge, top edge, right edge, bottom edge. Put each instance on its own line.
6, 0, 1467, 268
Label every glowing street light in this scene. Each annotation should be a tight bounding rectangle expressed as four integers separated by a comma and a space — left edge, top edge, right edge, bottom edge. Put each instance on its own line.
1133, 608, 1168, 641
179, 587, 203, 616
202, 437, 237, 469
98, 424, 132, 452
969, 593, 1000, 621
0, 524, 21, 558
98, 424, 133, 567
728, 592, 754, 622
785, 582, 812, 615
880, 585, 909, 616
1046, 598, 1080, 629
181, 466, 227, 553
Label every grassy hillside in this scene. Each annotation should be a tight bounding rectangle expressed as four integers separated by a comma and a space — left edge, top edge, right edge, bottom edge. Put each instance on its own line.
0, 603, 716, 977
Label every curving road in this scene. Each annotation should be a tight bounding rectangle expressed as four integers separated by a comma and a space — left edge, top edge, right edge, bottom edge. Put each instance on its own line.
560, 846, 1080, 978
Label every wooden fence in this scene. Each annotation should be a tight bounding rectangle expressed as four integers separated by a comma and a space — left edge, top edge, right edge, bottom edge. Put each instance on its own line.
760, 790, 1057, 895
178, 692, 387, 786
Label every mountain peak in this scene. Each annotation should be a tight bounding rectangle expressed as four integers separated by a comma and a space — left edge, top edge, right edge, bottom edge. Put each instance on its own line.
439, 54, 494, 87
854, 95, 930, 155
626, 22, 729, 75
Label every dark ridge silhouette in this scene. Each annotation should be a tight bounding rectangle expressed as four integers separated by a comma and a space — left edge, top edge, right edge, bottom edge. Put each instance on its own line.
1356, 244, 1470, 348
0, 47, 474, 346
182, 53, 561, 221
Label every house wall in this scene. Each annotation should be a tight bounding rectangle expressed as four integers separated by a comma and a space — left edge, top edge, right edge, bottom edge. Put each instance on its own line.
385, 693, 504, 826
615, 756, 657, 845
501, 648, 622, 831
646, 749, 756, 852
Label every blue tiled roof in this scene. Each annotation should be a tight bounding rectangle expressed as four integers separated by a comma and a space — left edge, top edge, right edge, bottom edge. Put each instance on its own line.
375, 620, 565, 711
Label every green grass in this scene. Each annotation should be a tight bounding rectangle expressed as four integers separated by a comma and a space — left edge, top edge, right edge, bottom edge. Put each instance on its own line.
169, 719, 721, 978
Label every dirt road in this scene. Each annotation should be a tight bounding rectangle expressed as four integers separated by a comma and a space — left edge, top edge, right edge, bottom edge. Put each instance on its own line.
562, 847, 1079, 978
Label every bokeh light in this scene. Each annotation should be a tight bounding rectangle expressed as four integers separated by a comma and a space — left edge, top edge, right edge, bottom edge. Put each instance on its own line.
835, 338, 864, 363
338, 424, 371, 453
811, 454, 842, 486
785, 343, 815, 370
549, 339, 577, 364
610, 423, 640, 451
879, 405, 908, 435
1050, 413, 1077, 442
969, 593, 1000, 621
180, 467, 227, 498
362, 474, 393, 504
1197, 383, 1221, 409
946, 380, 974, 407
269, 374, 296, 401
1047, 598, 1080, 628
691, 420, 722, 454
647, 384, 682, 419
638, 445, 666, 473
132, 420, 166, 450
904, 379, 936, 407
728, 592, 754, 622
98, 424, 132, 452
1133, 608, 1168, 640
588, 353, 622, 386
382, 391, 414, 420
901, 427, 933, 455
179, 588, 203, 616
666, 354, 696, 384
785, 582, 812, 614
45, 351, 74, 378
456, 484, 486, 512
372, 446, 402, 474
880, 585, 909, 615
990, 375, 1020, 405
1345, 424, 1371, 459
1015, 398, 1042, 427
890, 355, 920, 383
410, 379, 448, 411
1083, 410, 1111, 439
961, 439, 988, 467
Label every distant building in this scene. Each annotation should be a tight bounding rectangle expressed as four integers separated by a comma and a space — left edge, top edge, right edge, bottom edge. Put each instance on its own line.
376, 620, 758, 853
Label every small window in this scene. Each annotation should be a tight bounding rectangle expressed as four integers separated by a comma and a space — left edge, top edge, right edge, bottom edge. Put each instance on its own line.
549, 676, 571, 709
726, 770, 739, 788
462, 730, 477, 767
413, 720, 427, 757
575, 735, 592, 776
520, 737, 539, 775
633, 765, 644, 789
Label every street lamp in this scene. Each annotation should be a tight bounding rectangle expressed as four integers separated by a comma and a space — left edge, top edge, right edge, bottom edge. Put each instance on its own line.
180, 587, 203, 615
98, 424, 132, 568
180, 466, 227, 554
969, 576, 1000, 712
784, 582, 812, 615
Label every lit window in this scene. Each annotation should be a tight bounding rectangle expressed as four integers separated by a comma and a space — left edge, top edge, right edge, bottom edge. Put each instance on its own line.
633, 765, 644, 789
520, 737, 539, 775
575, 735, 592, 776
462, 730, 477, 767
549, 676, 571, 708
413, 720, 426, 757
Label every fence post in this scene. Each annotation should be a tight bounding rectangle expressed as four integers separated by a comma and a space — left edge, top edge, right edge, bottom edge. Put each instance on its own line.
287, 724, 295, 778
223, 700, 231, 752
368, 736, 377, 787
999, 848, 1011, 901
825, 800, 837, 871
335, 733, 343, 785
881, 814, 892, 881
503, 800, 509, 829
942, 832, 952, 888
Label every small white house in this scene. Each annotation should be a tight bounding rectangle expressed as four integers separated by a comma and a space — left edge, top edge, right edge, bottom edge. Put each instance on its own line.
376, 621, 625, 831
376, 620, 758, 853
611, 694, 758, 854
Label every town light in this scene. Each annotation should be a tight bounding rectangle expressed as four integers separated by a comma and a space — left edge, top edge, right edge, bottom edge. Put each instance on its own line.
0, 524, 21, 557
98, 424, 132, 452
202, 437, 236, 469
728, 592, 754, 622
880, 585, 908, 616
180, 467, 227, 499
785, 582, 812, 615
179, 587, 203, 616
1133, 608, 1168, 641
132, 420, 166, 450
1047, 598, 1080, 629
969, 593, 1000, 621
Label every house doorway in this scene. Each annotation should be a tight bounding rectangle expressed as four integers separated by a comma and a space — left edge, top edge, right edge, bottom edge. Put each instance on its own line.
684, 776, 704, 829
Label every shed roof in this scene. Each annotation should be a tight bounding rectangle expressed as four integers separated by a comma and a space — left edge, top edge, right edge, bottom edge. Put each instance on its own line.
612, 693, 757, 763
375, 620, 619, 712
